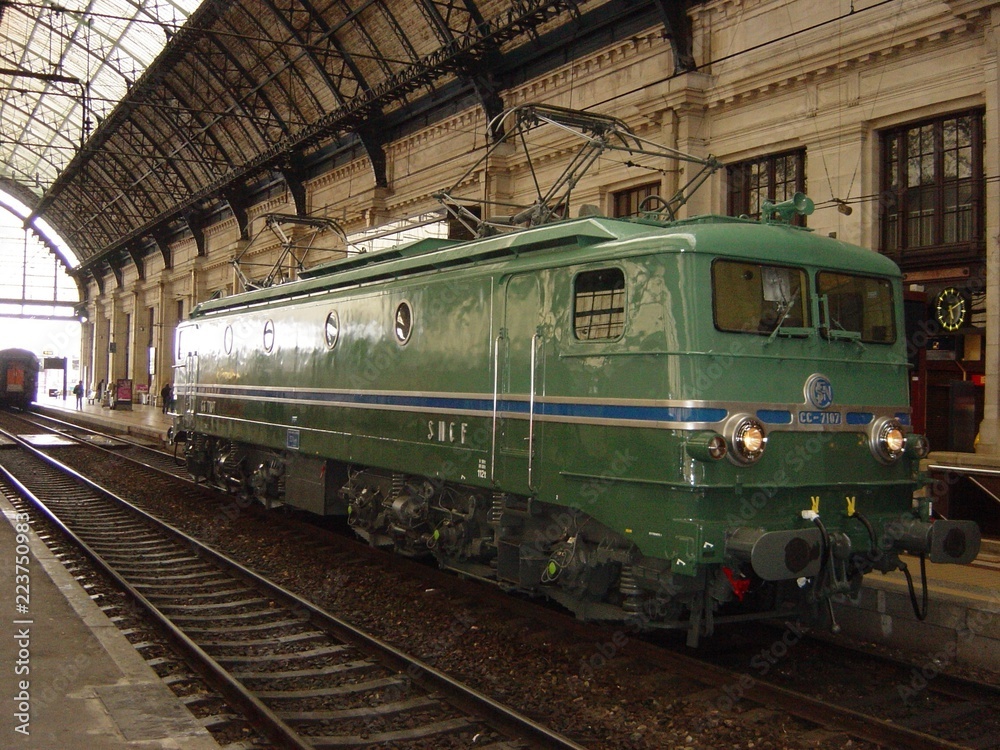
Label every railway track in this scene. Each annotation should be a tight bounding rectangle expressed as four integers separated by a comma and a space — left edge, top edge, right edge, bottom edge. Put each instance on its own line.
0, 424, 587, 750
686, 624, 1000, 749
643, 628, 1000, 750
5, 409, 1000, 748
17, 408, 189, 478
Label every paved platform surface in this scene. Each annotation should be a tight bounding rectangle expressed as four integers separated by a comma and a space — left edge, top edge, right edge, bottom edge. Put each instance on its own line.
33, 395, 174, 444
0, 492, 222, 749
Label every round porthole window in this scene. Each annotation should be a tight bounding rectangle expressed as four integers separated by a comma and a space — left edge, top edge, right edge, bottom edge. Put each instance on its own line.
324, 311, 340, 349
394, 301, 412, 344
263, 319, 275, 353
224, 325, 233, 354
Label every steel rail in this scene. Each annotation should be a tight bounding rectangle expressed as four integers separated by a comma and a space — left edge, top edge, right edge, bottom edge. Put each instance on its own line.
637, 641, 973, 750
24, 408, 161, 448
0, 426, 589, 750
19, 409, 190, 478
0, 436, 313, 750
795, 629, 1000, 727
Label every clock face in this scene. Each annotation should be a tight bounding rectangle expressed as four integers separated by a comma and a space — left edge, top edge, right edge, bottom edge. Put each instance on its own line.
935, 287, 967, 332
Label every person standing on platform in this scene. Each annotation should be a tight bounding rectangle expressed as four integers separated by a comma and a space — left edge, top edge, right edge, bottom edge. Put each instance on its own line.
73, 381, 83, 409
96, 379, 104, 401
161, 382, 172, 414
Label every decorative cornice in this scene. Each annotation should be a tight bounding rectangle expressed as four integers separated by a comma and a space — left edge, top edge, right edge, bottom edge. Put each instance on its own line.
310, 158, 372, 191
705, 10, 984, 111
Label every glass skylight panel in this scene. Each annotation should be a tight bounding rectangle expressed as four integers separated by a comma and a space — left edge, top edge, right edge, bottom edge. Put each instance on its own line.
0, 208, 78, 305
0, 0, 204, 194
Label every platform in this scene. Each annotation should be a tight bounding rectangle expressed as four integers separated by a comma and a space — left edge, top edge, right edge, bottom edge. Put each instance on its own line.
833, 540, 1000, 671
0, 492, 222, 749
33, 394, 174, 445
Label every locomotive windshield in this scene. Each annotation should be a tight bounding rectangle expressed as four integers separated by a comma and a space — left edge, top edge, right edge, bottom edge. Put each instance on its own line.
711, 261, 896, 344
712, 260, 810, 335
817, 271, 896, 344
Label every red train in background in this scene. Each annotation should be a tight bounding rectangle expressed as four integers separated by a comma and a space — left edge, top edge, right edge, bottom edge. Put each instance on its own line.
0, 348, 39, 409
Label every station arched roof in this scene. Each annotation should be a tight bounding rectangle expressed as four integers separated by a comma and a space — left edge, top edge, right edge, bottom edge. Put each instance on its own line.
0, 0, 697, 290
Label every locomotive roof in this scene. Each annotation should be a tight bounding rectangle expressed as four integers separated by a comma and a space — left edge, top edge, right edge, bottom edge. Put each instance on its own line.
189, 215, 901, 318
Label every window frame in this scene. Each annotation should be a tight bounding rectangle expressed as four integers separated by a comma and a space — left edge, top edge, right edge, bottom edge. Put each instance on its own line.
879, 108, 985, 268
324, 310, 340, 350
727, 149, 807, 224
815, 270, 897, 345
711, 259, 811, 337
393, 300, 413, 345
611, 181, 661, 219
572, 267, 626, 342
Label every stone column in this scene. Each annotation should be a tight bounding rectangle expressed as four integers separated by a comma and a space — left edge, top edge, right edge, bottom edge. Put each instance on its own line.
154, 282, 170, 391
79, 318, 94, 391
92, 305, 110, 391
976, 8, 1000, 455
109, 293, 130, 384
666, 72, 713, 219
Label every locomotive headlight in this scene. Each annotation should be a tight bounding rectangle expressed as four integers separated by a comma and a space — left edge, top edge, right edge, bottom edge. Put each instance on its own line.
685, 432, 728, 462
870, 417, 906, 463
725, 414, 767, 465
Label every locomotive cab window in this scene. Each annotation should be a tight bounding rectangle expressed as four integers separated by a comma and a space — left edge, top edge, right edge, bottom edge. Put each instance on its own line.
713, 260, 810, 335
574, 268, 625, 340
816, 272, 895, 344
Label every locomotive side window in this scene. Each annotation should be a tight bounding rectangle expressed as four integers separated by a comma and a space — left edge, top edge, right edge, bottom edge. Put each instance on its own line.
713, 260, 809, 334
574, 268, 625, 340
394, 301, 413, 344
324, 311, 340, 349
817, 272, 896, 344
176, 328, 189, 359
263, 319, 275, 352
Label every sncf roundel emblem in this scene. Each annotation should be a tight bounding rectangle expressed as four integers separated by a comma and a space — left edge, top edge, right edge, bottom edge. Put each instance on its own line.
805, 374, 833, 409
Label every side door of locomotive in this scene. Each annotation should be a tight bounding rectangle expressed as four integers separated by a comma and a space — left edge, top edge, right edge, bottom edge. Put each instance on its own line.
497, 272, 546, 495
174, 324, 198, 417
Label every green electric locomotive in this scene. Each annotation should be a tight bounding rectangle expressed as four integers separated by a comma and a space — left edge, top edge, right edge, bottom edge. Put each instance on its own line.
172, 198, 980, 644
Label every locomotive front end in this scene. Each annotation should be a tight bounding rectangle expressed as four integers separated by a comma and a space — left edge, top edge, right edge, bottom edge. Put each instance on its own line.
673, 221, 983, 636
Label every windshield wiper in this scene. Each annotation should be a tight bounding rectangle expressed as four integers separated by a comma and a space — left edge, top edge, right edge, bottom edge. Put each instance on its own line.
766, 290, 803, 343
819, 296, 866, 350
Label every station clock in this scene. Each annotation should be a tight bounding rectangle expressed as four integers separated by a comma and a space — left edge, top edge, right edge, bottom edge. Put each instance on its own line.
934, 287, 968, 332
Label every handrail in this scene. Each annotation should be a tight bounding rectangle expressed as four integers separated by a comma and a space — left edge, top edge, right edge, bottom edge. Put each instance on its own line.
528, 333, 540, 490
927, 463, 1000, 477
490, 333, 502, 484
926, 463, 1000, 513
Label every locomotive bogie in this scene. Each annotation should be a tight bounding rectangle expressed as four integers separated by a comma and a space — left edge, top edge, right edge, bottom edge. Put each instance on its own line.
172, 216, 981, 642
